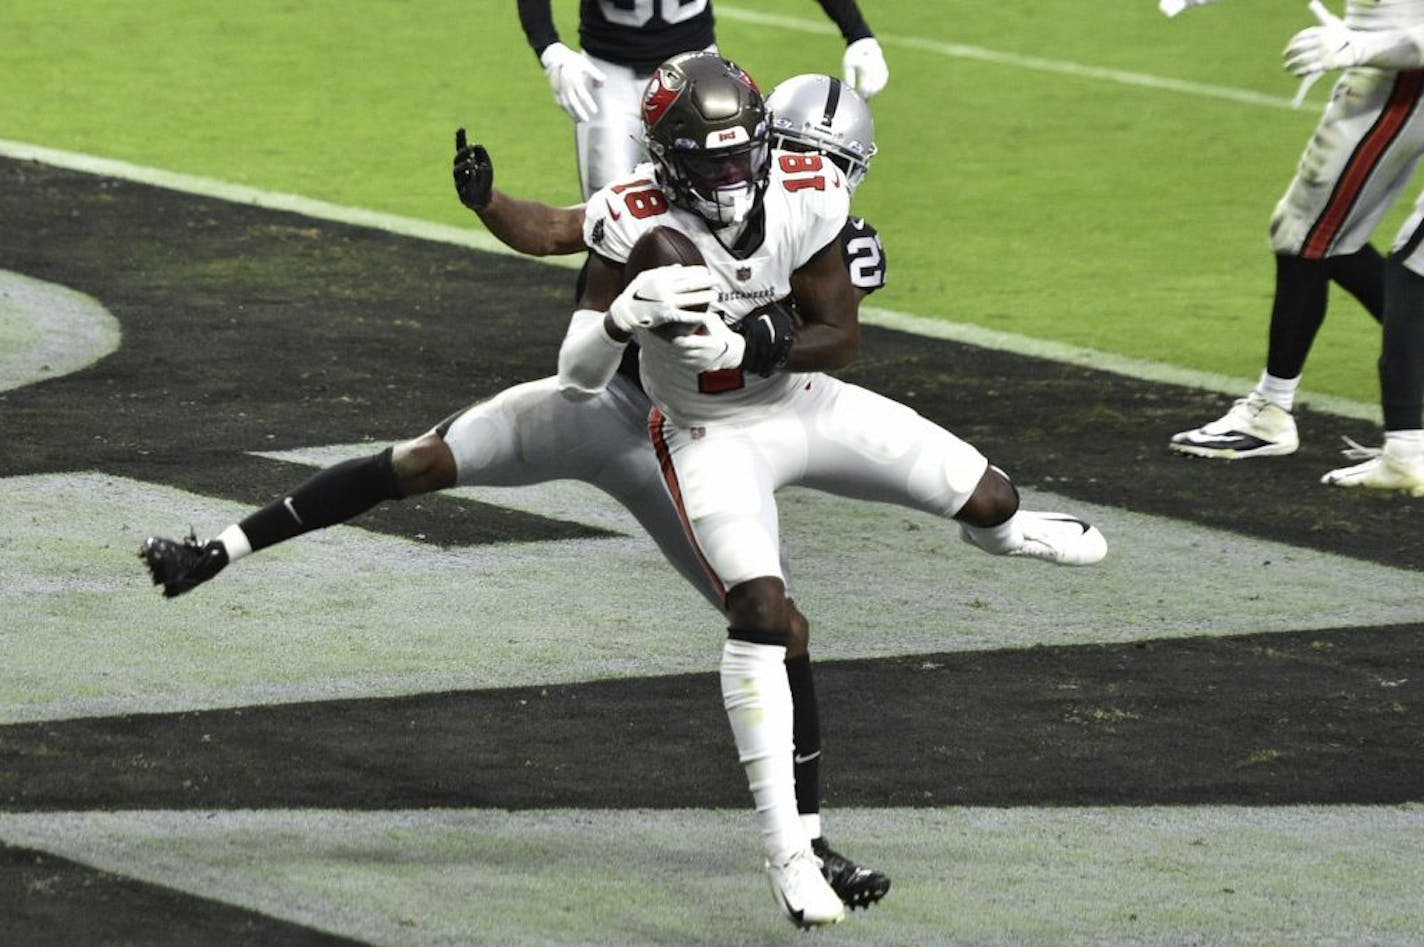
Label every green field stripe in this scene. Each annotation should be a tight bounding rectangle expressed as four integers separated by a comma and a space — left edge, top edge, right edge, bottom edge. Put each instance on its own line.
716, 6, 1300, 110
3, 806, 1420, 947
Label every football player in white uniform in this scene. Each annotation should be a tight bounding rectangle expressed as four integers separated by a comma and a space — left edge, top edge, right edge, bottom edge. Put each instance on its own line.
517, 0, 888, 197
1281, 3, 1424, 492
1167, 0, 1424, 470
558, 52, 1107, 928
140, 73, 894, 913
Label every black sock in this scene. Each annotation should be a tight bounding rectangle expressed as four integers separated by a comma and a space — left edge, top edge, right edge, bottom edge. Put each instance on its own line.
239, 447, 402, 552
1266, 254, 1332, 379
1328, 244, 1386, 323
1380, 254, 1424, 431
786, 652, 822, 821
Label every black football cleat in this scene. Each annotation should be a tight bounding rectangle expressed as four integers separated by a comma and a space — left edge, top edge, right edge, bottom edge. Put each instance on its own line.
139, 533, 229, 598
813, 837, 890, 911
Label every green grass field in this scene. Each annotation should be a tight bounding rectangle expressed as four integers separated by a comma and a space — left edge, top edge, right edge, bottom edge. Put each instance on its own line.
3, 0, 1411, 407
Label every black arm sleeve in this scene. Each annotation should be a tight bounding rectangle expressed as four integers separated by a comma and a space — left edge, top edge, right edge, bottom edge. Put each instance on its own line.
814, 0, 874, 43
517, 0, 560, 60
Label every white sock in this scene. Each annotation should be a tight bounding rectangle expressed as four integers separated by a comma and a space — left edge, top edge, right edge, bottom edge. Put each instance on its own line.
800, 813, 823, 843
1384, 429, 1424, 462
1256, 371, 1300, 412
960, 513, 1025, 555
216, 524, 252, 561
721, 637, 806, 865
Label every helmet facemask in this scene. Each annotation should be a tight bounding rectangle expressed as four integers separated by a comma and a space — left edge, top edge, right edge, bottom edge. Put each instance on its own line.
661, 135, 770, 228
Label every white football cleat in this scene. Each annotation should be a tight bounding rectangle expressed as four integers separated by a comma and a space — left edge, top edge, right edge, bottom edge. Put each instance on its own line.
1009, 511, 1108, 566
1170, 392, 1299, 459
1322, 438, 1424, 496
765, 849, 846, 929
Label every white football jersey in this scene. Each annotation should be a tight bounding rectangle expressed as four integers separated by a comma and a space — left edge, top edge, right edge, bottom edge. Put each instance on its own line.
583, 152, 851, 426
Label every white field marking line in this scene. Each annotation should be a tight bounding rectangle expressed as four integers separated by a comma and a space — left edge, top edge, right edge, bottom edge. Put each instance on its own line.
0, 137, 1376, 422
717, 6, 1303, 111
0, 138, 579, 273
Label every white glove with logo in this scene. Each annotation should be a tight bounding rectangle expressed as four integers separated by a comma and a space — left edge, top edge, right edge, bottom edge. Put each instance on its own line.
1284, 1, 1396, 75
540, 42, 606, 122
669, 313, 746, 373
607, 264, 717, 334
842, 37, 889, 99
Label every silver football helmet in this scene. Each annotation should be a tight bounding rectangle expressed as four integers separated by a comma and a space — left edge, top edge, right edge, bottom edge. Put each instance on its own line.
641, 51, 770, 228
766, 74, 877, 194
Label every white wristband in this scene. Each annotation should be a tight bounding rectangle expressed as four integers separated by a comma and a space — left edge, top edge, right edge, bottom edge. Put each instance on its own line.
557, 308, 628, 399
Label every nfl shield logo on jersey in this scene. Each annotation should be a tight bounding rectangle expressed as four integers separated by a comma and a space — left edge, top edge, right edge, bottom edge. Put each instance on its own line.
736, 266, 751, 281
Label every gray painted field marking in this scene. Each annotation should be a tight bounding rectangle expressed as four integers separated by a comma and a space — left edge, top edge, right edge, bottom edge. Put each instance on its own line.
2, 469, 1416, 723
2, 807, 1419, 947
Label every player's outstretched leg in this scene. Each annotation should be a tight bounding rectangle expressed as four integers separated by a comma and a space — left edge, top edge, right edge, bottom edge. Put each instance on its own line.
139, 533, 230, 598
137, 443, 420, 599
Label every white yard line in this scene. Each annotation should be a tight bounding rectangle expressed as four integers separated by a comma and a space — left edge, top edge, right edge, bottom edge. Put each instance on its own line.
0, 136, 1374, 421
717, 5, 1302, 110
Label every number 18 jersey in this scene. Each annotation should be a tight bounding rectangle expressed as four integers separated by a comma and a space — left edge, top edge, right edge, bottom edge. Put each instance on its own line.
583, 152, 851, 426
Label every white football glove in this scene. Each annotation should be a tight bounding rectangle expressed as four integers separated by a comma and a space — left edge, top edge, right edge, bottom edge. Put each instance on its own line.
669, 313, 745, 373
607, 264, 718, 334
1284, 1, 1399, 75
842, 37, 888, 99
540, 42, 606, 122
1158, 0, 1219, 18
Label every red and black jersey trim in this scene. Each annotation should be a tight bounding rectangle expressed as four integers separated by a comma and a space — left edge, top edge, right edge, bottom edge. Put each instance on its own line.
1302, 70, 1424, 260
648, 407, 727, 605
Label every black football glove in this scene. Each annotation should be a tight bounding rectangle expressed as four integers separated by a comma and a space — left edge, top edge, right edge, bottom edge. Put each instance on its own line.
737, 299, 796, 376
453, 127, 493, 211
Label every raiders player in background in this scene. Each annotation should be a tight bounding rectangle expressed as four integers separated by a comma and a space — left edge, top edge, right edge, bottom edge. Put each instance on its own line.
559, 52, 1106, 928
517, 0, 888, 197
454, 73, 885, 296
141, 73, 894, 913
1165, 0, 1421, 483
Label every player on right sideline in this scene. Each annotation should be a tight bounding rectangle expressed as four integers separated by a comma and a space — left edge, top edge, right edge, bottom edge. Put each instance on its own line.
1163, 0, 1416, 468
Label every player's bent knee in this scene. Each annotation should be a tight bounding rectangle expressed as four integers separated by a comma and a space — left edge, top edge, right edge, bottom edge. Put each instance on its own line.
391, 432, 457, 495
724, 577, 790, 635
954, 464, 1019, 528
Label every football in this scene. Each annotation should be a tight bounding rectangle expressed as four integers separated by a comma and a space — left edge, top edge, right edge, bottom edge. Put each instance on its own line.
624, 226, 708, 339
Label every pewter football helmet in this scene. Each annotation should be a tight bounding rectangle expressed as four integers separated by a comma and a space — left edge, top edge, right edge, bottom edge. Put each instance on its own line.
641, 51, 770, 228
766, 74, 876, 193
